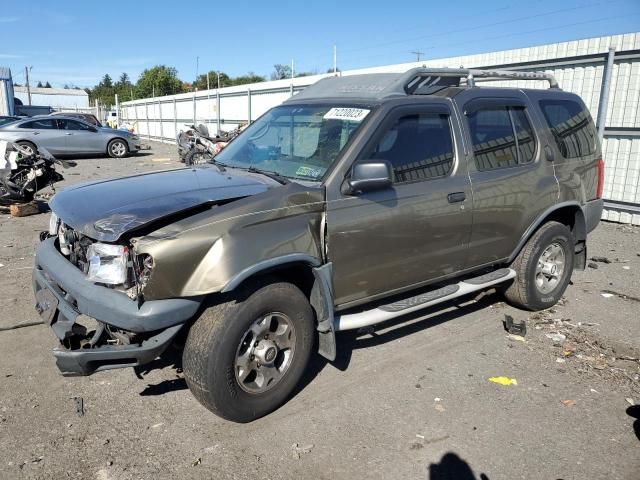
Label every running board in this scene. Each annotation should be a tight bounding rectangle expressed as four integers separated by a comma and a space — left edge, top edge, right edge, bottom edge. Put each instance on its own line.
333, 268, 516, 331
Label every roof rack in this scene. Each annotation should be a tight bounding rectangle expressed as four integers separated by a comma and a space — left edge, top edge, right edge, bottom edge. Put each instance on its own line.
397, 67, 560, 94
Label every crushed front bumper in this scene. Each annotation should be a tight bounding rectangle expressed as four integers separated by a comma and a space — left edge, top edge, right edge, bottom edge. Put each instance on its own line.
33, 237, 203, 376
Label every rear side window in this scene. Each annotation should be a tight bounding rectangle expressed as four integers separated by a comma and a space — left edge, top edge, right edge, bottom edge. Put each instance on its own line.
370, 112, 455, 182
19, 119, 57, 129
539, 99, 596, 159
467, 106, 536, 171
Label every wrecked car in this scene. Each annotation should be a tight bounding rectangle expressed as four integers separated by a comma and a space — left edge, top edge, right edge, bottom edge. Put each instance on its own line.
33, 68, 604, 422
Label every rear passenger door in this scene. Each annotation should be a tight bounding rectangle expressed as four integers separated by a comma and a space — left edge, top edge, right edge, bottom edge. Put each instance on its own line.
326, 102, 473, 307
459, 96, 558, 268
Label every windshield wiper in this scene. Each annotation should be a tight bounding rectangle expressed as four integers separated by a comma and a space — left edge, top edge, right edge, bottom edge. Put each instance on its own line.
247, 166, 290, 185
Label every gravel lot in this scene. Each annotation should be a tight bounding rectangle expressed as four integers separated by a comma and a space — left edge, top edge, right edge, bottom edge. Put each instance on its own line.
0, 141, 638, 480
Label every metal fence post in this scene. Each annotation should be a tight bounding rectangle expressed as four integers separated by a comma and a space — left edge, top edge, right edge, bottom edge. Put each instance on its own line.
145, 100, 150, 141
216, 89, 221, 134
193, 93, 196, 126
173, 98, 177, 139
247, 87, 252, 124
158, 98, 163, 141
596, 47, 616, 141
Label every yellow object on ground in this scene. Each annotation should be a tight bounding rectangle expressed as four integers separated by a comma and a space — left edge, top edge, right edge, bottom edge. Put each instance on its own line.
488, 376, 518, 386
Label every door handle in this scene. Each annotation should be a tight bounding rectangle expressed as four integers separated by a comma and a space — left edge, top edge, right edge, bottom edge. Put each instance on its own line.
447, 192, 466, 203
65, 133, 73, 135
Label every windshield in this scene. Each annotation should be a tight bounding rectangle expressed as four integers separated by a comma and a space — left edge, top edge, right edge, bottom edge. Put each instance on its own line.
213, 104, 372, 181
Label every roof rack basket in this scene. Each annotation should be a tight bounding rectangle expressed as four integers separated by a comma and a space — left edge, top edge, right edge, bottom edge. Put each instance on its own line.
398, 67, 559, 94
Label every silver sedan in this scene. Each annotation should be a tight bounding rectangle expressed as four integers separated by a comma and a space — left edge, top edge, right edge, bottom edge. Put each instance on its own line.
0, 116, 141, 158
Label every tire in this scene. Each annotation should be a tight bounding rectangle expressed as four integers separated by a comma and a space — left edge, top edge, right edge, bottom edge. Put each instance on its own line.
107, 139, 128, 158
504, 221, 574, 311
183, 280, 315, 422
16, 141, 37, 156
184, 148, 213, 166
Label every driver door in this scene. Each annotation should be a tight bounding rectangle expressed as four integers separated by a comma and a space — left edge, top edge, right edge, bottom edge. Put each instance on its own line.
325, 103, 473, 308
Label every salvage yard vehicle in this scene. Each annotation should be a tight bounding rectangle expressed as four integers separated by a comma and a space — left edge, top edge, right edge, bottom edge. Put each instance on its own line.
33, 68, 604, 422
1, 140, 71, 204
0, 115, 141, 158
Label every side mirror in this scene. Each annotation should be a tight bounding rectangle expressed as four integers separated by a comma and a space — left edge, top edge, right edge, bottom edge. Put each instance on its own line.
344, 160, 393, 195
88, 126, 98, 133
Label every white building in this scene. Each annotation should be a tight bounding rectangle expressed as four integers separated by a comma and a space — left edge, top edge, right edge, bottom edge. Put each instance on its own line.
13, 85, 89, 110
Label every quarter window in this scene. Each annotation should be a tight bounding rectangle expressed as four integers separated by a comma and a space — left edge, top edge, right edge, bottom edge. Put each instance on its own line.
370, 112, 455, 182
467, 105, 537, 171
539, 99, 596, 159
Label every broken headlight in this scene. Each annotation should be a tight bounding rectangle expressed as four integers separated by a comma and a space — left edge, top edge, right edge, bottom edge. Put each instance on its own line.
86, 243, 128, 285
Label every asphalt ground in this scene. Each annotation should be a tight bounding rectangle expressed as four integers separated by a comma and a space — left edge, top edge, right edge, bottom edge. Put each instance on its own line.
0, 141, 638, 480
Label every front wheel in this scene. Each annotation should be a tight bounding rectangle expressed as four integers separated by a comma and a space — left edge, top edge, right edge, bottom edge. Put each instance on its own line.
184, 148, 213, 166
107, 139, 128, 158
183, 281, 315, 422
503, 221, 574, 311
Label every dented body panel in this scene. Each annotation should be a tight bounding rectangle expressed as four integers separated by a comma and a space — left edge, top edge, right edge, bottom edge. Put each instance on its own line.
134, 182, 326, 299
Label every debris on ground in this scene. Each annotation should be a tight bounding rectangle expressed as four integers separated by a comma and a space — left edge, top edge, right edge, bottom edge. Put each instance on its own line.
590, 256, 612, 264
562, 399, 577, 407
504, 314, 527, 336
291, 443, 314, 459
600, 293, 614, 298
73, 397, 84, 417
488, 376, 518, 386
507, 334, 526, 342
588, 262, 599, 269
434, 404, 446, 412
545, 333, 567, 345
192, 457, 202, 466
626, 398, 635, 406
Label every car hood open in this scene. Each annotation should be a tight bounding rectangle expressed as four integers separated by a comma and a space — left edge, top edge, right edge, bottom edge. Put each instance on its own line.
49, 166, 270, 242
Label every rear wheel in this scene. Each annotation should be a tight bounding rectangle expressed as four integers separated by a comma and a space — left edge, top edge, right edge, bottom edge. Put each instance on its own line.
16, 141, 37, 156
107, 139, 128, 158
504, 221, 574, 311
183, 280, 314, 422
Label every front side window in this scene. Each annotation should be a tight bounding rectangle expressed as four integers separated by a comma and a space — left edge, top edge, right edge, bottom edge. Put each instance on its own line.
58, 119, 91, 131
214, 104, 370, 181
19, 119, 57, 130
367, 112, 455, 182
467, 105, 537, 171
539, 99, 596, 159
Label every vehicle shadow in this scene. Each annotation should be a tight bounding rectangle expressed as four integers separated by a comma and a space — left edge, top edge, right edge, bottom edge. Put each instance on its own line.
428, 452, 490, 480
135, 291, 504, 399
291, 291, 504, 400
627, 405, 640, 441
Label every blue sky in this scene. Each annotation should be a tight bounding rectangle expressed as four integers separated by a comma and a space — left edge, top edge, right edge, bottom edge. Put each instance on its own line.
1, 0, 639, 88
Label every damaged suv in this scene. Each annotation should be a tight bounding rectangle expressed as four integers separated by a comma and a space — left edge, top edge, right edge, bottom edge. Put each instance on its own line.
33, 68, 604, 422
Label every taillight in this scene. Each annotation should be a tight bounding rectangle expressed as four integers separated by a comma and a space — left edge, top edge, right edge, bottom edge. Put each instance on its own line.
596, 157, 604, 199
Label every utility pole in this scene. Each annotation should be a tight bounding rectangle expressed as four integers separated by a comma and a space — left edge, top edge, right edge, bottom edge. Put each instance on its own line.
25, 66, 32, 105
411, 50, 425, 62
333, 45, 337, 74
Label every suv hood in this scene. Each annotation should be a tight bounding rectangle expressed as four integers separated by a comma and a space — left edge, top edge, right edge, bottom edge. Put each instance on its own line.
49, 167, 270, 242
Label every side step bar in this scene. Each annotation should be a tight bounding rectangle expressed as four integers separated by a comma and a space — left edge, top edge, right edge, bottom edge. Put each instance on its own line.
334, 268, 516, 331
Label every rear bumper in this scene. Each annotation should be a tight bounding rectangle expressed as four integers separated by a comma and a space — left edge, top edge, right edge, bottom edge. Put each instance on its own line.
583, 198, 604, 233
33, 237, 203, 375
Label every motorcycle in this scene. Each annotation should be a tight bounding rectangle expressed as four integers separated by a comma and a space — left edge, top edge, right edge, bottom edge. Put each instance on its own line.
177, 124, 244, 166
0, 141, 73, 204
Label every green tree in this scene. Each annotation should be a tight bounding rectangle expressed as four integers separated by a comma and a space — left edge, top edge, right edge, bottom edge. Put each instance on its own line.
115, 72, 134, 101
192, 70, 231, 90
271, 64, 292, 80
44, 81, 52, 88
135, 65, 183, 98
232, 72, 266, 86
36, 81, 43, 88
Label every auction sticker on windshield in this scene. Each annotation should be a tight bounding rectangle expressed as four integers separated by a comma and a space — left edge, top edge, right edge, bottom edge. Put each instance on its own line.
295, 165, 323, 179
323, 107, 370, 122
